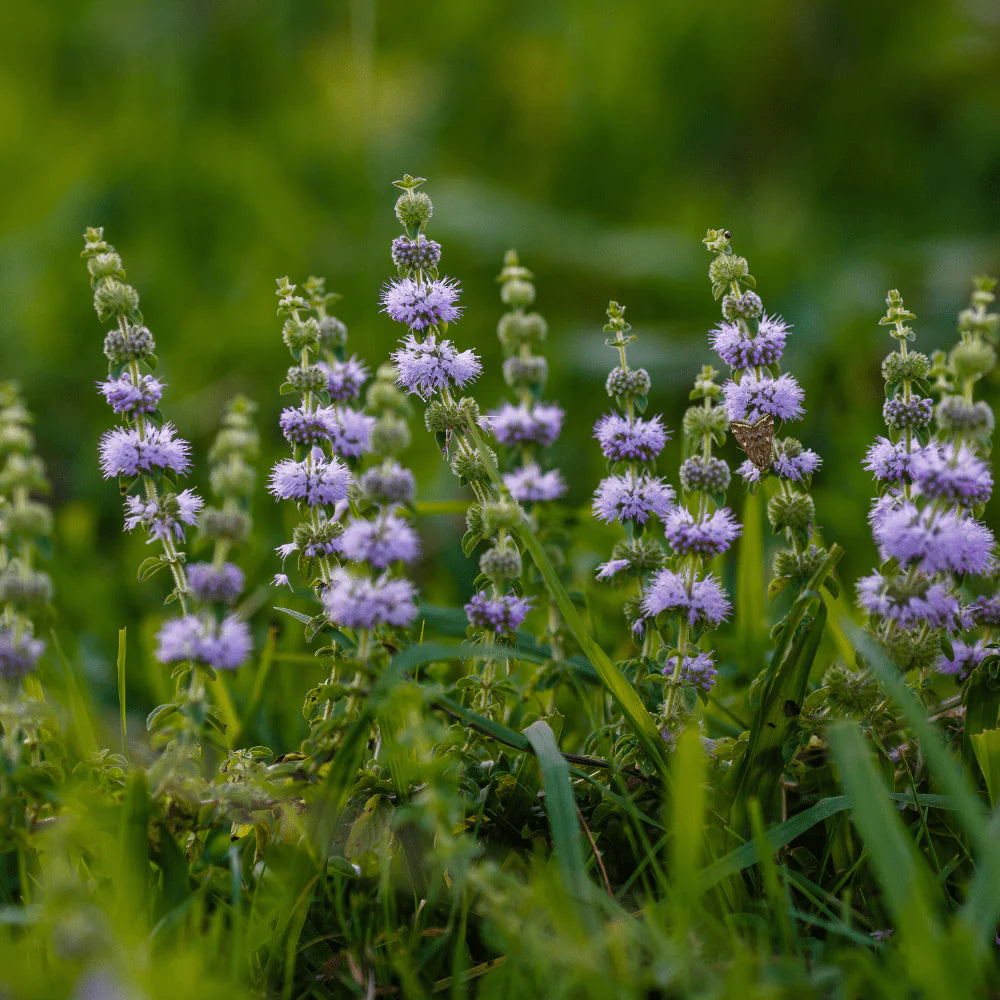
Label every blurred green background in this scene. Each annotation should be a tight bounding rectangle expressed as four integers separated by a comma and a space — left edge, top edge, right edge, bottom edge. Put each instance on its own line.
1, 0, 998, 715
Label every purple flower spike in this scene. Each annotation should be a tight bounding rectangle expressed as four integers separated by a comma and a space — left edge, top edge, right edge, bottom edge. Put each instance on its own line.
856, 572, 968, 631
339, 513, 420, 568
380, 276, 462, 331
123, 488, 203, 542
155, 613, 252, 671
723, 372, 804, 423
773, 449, 822, 482
321, 356, 370, 401
0, 626, 45, 679
936, 639, 987, 681
464, 591, 533, 634
323, 568, 417, 629
642, 569, 731, 628
485, 402, 564, 447
327, 409, 376, 459
593, 413, 670, 463
664, 651, 719, 692
592, 472, 675, 525
910, 442, 993, 506
864, 437, 915, 483
391, 333, 482, 400
187, 562, 245, 604
709, 313, 788, 368
99, 422, 191, 479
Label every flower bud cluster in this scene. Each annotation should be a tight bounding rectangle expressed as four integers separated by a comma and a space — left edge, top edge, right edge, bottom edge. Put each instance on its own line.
82, 230, 252, 679
0, 384, 52, 681
702, 230, 827, 596
857, 287, 997, 678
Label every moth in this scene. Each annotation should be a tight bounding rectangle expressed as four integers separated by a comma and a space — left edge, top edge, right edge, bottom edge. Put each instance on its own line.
729, 413, 774, 470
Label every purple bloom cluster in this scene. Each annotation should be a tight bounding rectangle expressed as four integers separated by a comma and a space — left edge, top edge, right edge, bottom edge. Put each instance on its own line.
98, 373, 164, 415
864, 437, 915, 483
279, 405, 338, 446
268, 453, 351, 507
323, 567, 417, 629
485, 402, 564, 447
873, 502, 996, 577
327, 409, 376, 459
123, 489, 203, 542
976, 596, 1000, 626
664, 651, 718, 692
321, 357, 369, 401
359, 461, 416, 506
390, 235, 442, 271
593, 413, 669, 463
99, 422, 191, 479
723, 372, 805, 424
380, 276, 462, 331
0, 626, 45, 679
664, 507, 741, 556
187, 562, 245, 604
883, 396, 933, 431
339, 512, 420, 568
910, 442, 993, 506
464, 591, 533, 634
641, 569, 732, 628
856, 573, 969, 630
592, 472, 675, 525
155, 613, 252, 671
709, 314, 788, 369
391, 333, 482, 400
936, 639, 987, 680
503, 463, 566, 502
595, 558, 630, 581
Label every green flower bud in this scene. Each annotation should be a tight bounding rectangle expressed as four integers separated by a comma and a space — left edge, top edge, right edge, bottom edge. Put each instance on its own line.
500, 279, 535, 308
209, 428, 259, 463
282, 317, 321, 354
881, 350, 930, 383
366, 377, 410, 414
0, 423, 34, 457
479, 542, 522, 582
605, 366, 651, 400
0, 569, 52, 608
395, 191, 433, 231
879, 625, 938, 672
286, 364, 329, 393
481, 500, 521, 534
958, 307, 999, 342
86, 252, 125, 283
679, 456, 731, 494
936, 396, 994, 440
683, 402, 729, 440
199, 507, 250, 543
708, 254, 748, 284
611, 536, 666, 573
773, 544, 826, 580
497, 311, 548, 349
317, 315, 348, 350
425, 398, 479, 435
502, 354, 548, 388
0, 502, 52, 543
0, 454, 48, 494
450, 447, 493, 487
465, 503, 484, 538
210, 458, 256, 499
93, 279, 139, 321
950, 339, 996, 380
767, 491, 815, 532
822, 663, 880, 718
103, 323, 155, 365
721, 291, 763, 320
370, 414, 410, 456
293, 518, 340, 554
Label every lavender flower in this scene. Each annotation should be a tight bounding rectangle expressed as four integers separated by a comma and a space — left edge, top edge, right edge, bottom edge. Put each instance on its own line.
123, 489, 203, 542
320, 356, 369, 401
339, 513, 420, 568
910, 442, 993, 506
327, 408, 376, 459
359, 461, 416, 507
976, 596, 1000, 626
592, 472, 675, 525
593, 413, 669, 463
664, 507, 742, 556
664, 651, 718, 692
873, 502, 996, 576
709, 314, 788, 368
641, 569, 732, 628
485, 402, 564, 447
268, 452, 351, 506
380, 276, 462, 331
98, 422, 191, 478
279, 405, 339, 446
0, 626, 45, 679
503, 463, 566, 502
723, 372, 805, 423
323, 567, 417, 629
936, 639, 987, 680
595, 558, 631, 581
391, 235, 442, 271
187, 562, 245, 604
773, 449, 822, 482
97, 373, 164, 415
391, 333, 482, 400
856, 573, 969, 631
155, 613, 252, 671
864, 437, 915, 483
464, 591, 533, 634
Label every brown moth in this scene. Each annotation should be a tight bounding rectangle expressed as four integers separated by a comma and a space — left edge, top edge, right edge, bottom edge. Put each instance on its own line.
729, 413, 774, 470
